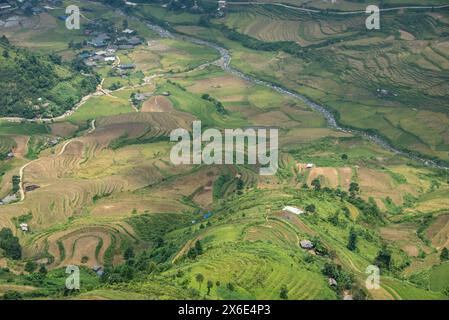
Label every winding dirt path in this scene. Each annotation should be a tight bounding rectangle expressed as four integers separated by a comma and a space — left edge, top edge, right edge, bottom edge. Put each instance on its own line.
17, 119, 96, 202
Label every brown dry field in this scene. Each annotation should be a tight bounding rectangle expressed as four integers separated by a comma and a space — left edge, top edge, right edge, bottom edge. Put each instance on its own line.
357, 168, 417, 207
141, 96, 174, 112
426, 214, 449, 249
50, 122, 79, 137
129, 47, 162, 72
11, 135, 29, 158
187, 75, 250, 94
304, 166, 352, 190
380, 223, 431, 257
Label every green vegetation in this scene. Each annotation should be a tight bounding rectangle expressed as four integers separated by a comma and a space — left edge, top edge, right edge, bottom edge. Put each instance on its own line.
0, 228, 22, 260
0, 0, 448, 301
0, 39, 98, 118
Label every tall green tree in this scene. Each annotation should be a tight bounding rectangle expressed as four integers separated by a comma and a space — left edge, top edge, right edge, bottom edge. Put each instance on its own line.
440, 248, 449, 262
0, 228, 22, 260
195, 273, 204, 290
279, 285, 289, 300
311, 178, 321, 191
207, 280, 213, 295
347, 228, 357, 251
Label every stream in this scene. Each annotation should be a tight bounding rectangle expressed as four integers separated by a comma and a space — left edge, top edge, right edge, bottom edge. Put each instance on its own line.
144, 19, 449, 170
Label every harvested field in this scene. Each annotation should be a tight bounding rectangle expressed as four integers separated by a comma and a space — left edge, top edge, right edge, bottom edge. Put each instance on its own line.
11, 135, 29, 158
141, 96, 174, 113
50, 122, 79, 137
305, 166, 352, 190
380, 223, 430, 257
426, 214, 449, 249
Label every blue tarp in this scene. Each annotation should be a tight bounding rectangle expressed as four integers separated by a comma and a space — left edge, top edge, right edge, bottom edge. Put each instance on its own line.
203, 212, 213, 219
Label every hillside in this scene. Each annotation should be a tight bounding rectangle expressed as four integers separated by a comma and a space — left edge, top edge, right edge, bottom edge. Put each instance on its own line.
0, 0, 448, 302
141, 1, 449, 164
0, 38, 98, 119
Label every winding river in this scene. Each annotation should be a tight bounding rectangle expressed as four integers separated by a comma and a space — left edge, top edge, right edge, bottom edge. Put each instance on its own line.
144, 22, 449, 171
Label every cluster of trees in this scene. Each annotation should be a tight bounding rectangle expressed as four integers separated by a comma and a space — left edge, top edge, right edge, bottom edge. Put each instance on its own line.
374, 245, 392, 270
11, 175, 20, 194
101, 239, 176, 284
0, 228, 22, 260
303, 179, 383, 225
201, 93, 227, 115
441, 248, 449, 262
346, 228, 358, 251
213, 174, 231, 200
0, 37, 99, 118
187, 240, 203, 259
322, 262, 354, 293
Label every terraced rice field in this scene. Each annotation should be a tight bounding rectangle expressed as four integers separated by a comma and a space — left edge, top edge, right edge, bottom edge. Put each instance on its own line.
426, 214, 449, 249
172, 242, 337, 300
221, 6, 362, 46
141, 96, 174, 113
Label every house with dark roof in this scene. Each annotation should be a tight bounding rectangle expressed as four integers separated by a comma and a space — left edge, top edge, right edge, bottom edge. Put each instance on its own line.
127, 36, 142, 46
118, 63, 136, 69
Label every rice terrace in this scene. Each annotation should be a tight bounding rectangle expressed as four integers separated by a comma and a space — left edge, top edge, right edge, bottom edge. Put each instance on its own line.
0, 0, 448, 307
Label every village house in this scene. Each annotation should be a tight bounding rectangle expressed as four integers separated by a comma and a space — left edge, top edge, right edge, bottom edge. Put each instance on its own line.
216, 0, 227, 17
19, 223, 29, 232
134, 92, 152, 101
88, 33, 110, 48
118, 44, 134, 50
118, 63, 136, 70
328, 278, 338, 287
127, 36, 142, 46
47, 137, 60, 147
282, 206, 304, 215
95, 50, 107, 56
0, 194, 18, 205
122, 28, 135, 34
300, 239, 314, 250
91, 54, 104, 61
104, 56, 115, 63
92, 265, 104, 276
0, 4, 12, 11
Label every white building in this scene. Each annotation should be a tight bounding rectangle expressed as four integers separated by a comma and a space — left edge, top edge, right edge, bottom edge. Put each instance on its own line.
282, 206, 304, 215
19, 223, 29, 232
300, 239, 314, 250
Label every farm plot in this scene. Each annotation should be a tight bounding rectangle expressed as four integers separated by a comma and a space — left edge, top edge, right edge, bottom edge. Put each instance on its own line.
141, 96, 174, 113
426, 214, 449, 250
